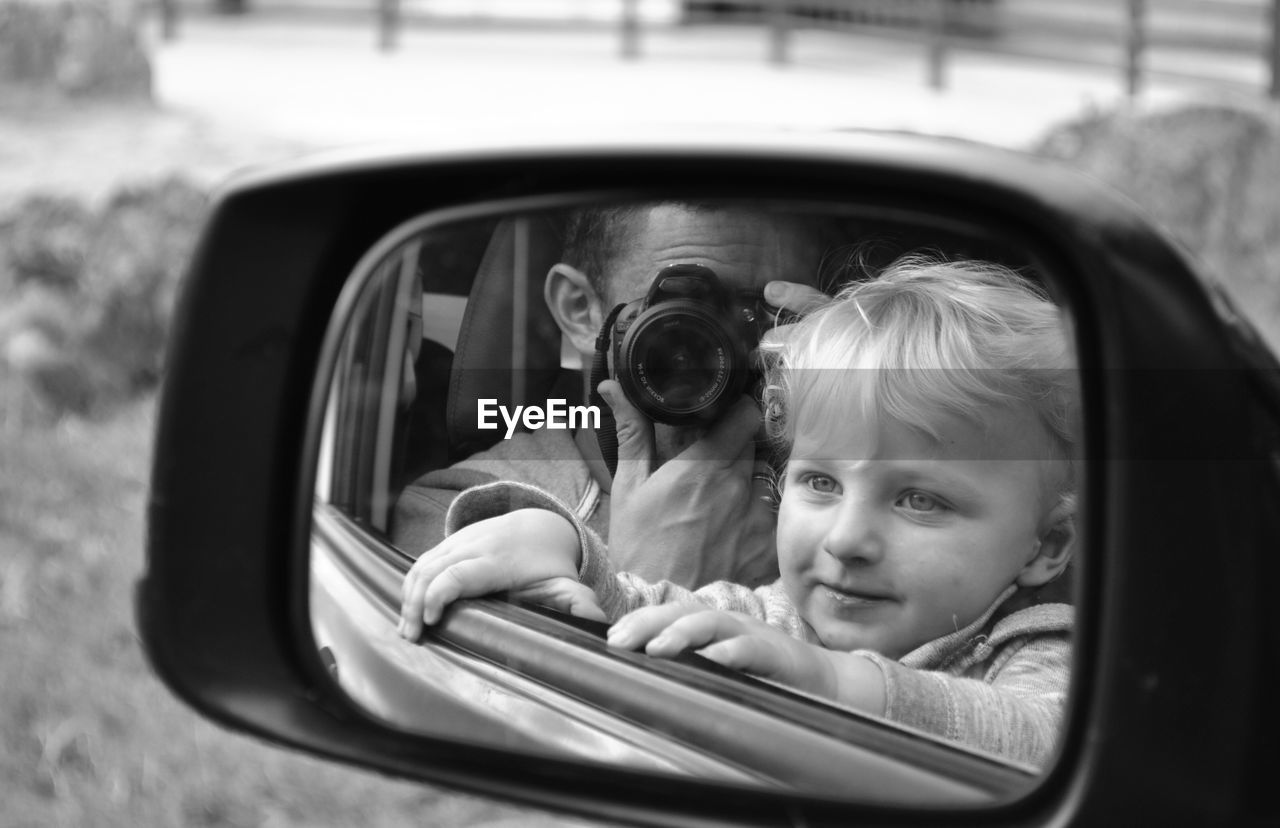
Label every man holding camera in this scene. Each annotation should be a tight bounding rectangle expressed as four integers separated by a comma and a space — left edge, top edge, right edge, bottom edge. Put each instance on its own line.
391, 201, 830, 589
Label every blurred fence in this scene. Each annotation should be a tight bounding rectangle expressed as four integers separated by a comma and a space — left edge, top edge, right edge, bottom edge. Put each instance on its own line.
748, 0, 1280, 97
155, 0, 1280, 99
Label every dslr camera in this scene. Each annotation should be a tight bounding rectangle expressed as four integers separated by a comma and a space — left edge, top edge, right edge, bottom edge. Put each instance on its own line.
600, 263, 776, 427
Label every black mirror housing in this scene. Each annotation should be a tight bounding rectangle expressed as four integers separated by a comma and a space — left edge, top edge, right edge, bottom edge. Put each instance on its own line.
139, 135, 1279, 825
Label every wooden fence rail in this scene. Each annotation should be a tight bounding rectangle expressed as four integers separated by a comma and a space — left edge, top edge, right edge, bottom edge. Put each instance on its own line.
155, 0, 1280, 100
754, 0, 1279, 98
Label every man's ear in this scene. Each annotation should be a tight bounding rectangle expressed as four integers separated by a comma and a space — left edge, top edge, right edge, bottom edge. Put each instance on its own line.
545, 263, 604, 355
1017, 497, 1077, 588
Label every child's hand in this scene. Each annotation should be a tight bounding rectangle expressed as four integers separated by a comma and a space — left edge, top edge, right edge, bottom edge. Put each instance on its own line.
606, 604, 840, 700
398, 509, 605, 642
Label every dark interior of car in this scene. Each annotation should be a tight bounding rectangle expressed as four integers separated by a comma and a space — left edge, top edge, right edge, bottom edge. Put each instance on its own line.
392, 213, 567, 492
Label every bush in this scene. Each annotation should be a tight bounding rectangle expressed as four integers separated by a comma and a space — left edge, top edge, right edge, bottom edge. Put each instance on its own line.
1035, 100, 1280, 349
2, 195, 94, 293
0, 177, 207, 422
0, 0, 151, 100
80, 179, 209, 390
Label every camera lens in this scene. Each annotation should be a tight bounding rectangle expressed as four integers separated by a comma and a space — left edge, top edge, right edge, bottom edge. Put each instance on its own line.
620, 305, 746, 425
640, 325, 723, 405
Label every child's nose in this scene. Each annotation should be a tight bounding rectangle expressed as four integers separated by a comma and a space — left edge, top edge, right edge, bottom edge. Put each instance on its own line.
821, 503, 885, 564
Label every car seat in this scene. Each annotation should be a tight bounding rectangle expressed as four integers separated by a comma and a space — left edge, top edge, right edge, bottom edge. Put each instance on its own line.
444, 212, 580, 464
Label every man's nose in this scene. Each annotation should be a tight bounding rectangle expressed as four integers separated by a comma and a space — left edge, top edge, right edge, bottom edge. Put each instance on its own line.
821, 500, 885, 564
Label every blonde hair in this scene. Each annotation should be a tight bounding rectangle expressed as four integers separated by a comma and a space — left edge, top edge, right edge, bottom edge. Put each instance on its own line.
761, 257, 1079, 492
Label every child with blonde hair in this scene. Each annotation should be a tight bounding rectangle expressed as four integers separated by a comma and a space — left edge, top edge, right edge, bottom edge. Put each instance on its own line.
400, 257, 1079, 767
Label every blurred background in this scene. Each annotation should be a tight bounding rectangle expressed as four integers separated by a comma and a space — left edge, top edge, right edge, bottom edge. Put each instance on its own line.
2, 1, 1278, 825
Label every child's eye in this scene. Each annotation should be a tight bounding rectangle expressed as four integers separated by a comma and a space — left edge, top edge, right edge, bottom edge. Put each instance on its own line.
898, 491, 945, 513
802, 473, 840, 494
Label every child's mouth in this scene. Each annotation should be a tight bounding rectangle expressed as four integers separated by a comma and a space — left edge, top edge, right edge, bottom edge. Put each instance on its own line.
822, 585, 892, 607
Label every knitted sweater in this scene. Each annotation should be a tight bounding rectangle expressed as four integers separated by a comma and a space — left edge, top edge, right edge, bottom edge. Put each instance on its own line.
391, 428, 609, 556
445, 480, 1074, 768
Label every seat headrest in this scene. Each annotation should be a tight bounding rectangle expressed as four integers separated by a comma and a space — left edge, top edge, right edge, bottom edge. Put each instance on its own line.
446, 214, 572, 457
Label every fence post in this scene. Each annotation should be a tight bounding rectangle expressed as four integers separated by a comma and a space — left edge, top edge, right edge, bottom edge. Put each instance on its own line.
1124, 0, 1146, 97
1270, 0, 1280, 99
768, 0, 791, 66
926, 0, 949, 90
159, 0, 178, 41
378, 0, 400, 52
621, 0, 641, 60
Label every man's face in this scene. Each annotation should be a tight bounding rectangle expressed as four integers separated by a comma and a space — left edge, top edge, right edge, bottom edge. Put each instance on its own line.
601, 205, 822, 458
600, 205, 820, 309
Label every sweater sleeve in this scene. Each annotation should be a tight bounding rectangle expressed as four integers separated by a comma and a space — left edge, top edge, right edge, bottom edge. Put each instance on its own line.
855, 631, 1071, 768
391, 467, 497, 555
443, 479, 606, 558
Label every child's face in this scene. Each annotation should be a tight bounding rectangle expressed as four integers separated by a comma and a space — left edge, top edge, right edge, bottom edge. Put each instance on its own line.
776, 404, 1061, 658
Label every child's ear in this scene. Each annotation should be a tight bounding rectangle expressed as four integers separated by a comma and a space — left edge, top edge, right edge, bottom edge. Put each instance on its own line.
1017, 497, 1077, 588
544, 263, 605, 355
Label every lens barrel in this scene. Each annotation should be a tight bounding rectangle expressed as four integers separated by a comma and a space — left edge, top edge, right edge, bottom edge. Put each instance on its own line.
616, 300, 749, 426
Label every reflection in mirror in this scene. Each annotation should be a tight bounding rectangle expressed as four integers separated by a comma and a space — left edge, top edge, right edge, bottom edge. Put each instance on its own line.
309, 196, 1081, 802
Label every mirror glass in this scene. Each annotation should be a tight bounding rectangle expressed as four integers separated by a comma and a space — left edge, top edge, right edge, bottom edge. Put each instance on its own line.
309, 195, 1081, 802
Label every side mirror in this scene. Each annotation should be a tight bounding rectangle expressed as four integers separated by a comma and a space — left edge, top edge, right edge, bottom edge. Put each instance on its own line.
139, 134, 1279, 825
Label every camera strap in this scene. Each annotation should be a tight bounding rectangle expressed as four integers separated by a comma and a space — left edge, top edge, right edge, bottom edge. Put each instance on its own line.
590, 303, 627, 480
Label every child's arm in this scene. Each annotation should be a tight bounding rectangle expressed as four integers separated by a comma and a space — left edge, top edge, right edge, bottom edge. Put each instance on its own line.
612, 607, 1069, 767
399, 479, 810, 645
585, 550, 820, 646
396, 479, 779, 636
853, 634, 1071, 768
398, 481, 609, 641
608, 605, 883, 711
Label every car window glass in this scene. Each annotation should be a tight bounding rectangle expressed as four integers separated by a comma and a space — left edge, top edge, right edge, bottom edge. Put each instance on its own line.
308, 196, 1082, 802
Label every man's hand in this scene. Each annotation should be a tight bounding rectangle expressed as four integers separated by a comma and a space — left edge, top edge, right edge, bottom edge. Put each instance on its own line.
598, 381, 778, 588
760, 280, 831, 349
605, 604, 841, 700
596, 280, 833, 589
398, 509, 605, 642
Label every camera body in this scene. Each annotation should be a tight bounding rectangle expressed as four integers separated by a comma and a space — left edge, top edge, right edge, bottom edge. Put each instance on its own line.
607, 263, 772, 427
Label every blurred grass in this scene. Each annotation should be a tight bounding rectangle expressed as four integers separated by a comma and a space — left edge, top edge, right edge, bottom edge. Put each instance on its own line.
0, 396, 545, 827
